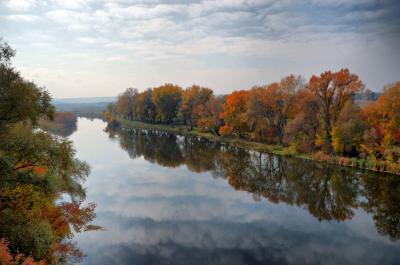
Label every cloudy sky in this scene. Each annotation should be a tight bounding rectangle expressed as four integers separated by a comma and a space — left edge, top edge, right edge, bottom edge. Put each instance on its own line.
0, 0, 399, 98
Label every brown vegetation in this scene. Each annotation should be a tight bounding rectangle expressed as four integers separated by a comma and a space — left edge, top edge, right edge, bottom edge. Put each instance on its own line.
106, 70, 400, 174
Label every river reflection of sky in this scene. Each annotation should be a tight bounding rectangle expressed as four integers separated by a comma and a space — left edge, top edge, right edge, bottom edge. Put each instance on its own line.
71, 118, 400, 265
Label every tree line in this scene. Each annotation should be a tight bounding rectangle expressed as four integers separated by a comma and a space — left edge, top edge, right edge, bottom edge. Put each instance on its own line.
0, 40, 97, 264
105, 70, 400, 174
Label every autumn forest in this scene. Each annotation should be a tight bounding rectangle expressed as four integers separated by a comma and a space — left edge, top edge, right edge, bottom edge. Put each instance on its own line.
106, 70, 400, 175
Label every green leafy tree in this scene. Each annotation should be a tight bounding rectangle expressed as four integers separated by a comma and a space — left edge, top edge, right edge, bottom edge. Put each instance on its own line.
115, 88, 138, 120
0, 46, 54, 130
135, 89, 156, 123
0, 39, 96, 264
152, 84, 182, 123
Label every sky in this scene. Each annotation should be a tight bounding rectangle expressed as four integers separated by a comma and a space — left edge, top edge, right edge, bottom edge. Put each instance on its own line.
0, 0, 399, 98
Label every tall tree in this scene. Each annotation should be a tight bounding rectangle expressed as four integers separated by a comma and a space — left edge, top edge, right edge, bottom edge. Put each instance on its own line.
0, 42, 54, 130
196, 96, 224, 135
0, 39, 15, 65
152, 84, 182, 123
135, 89, 156, 123
115, 88, 138, 120
0, 39, 96, 264
308, 69, 364, 153
331, 101, 367, 156
283, 89, 320, 152
245, 84, 277, 141
219, 90, 249, 137
361, 82, 400, 161
245, 75, 303, 143
180, 85, 213, 130
275, 75, 304, 143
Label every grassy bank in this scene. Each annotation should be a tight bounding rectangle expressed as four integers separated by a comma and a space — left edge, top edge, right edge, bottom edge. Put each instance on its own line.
115, 118, 286, 152
114, 118, 400, 175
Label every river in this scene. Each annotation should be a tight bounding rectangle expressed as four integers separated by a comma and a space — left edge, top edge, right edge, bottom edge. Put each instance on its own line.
69, 118, 400, 265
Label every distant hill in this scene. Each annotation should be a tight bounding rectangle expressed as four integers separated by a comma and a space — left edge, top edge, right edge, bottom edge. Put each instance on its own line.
52, 97, 116, 119
353, 90, 381, 107
353, 90, 381, 101
52, 97, 116, 104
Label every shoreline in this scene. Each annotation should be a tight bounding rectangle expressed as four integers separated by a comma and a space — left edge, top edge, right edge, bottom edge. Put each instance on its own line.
112, 117, 400, 176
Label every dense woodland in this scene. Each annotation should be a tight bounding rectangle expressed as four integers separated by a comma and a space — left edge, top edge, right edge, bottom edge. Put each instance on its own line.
105, 71, 400, 174
0, 41, 96, 263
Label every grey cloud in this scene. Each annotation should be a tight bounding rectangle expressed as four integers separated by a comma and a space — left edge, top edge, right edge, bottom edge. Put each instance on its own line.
78, 216, 400, 265
0, 0, 399, 96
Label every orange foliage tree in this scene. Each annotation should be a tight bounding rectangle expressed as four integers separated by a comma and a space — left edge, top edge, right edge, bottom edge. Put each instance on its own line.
195, 96, 224, 134
361, 82, 400, 162
283, 88, 320, 152
180, 85, 213, 130
219, 90, 249, 138
245, 75, 303, 143
104, 65, 400, 173
308, 69, 364, 153
0, 239, 45, 265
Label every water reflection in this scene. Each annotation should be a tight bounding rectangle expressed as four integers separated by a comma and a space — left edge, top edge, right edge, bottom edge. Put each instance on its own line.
106, 126, 400, 241
56, 122, 77, 137
66, 119, 400, 265
361, 174, 400, 240
40, 112, 78, 137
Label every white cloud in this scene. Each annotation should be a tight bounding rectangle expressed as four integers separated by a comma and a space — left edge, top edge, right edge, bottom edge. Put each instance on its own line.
106, 55, 129, 61
67, 23, 91, 32
104, 2, 184, 20
50, 0, 93, 10
76, 37, 107, 44
3, 0, 38, 11
45, 9, 91, 24
3, 14, 41, 22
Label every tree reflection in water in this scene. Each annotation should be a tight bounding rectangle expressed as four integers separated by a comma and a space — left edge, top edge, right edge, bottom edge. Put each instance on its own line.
106, 126, 400, 241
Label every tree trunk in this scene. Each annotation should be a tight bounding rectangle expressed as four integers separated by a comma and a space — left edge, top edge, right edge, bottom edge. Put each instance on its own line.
324, 116, 333, 154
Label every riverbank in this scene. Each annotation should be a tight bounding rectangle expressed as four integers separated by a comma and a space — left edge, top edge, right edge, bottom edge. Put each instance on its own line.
113, 118, 400, 175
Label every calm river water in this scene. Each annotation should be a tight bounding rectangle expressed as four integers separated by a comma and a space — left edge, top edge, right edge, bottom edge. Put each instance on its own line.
70, 118, 400, 265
